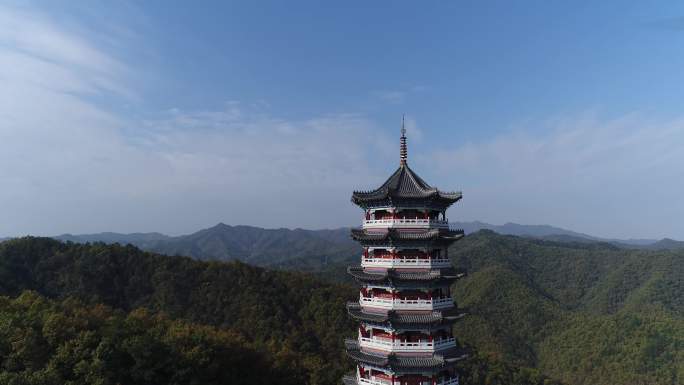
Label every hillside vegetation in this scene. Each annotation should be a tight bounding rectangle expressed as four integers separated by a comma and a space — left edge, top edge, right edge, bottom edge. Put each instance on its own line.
0, 237, 557, 385
449, 230, 684, 385
1, 232, 682, 384
0, 292, 295, 385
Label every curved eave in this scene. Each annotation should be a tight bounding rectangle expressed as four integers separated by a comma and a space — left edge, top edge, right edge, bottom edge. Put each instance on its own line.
351, 192, 463, 209
345, 339, 469, 370
351, 190, 462, 203
350, 164, 462, 209
347, 266, 464, 284
346, 302, 467, 326
350, 229, 465, 245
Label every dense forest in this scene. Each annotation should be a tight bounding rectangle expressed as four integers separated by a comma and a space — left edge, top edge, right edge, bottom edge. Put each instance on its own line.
0, 232, 682, 384
0, 292, 295, 385
448, 231, 684, 385
0, 237, 559, 385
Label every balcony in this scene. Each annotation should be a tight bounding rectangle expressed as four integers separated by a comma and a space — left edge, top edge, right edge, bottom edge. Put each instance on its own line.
359, 295, 453, 310
362, 218, 449, 229
356, 375, 459, 385
361, 256, 452, 268
357, 377, 390, 385
359, 335, 456, 353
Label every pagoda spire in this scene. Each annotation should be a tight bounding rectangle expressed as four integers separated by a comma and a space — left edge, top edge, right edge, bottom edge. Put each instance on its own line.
400, 115, 407, 166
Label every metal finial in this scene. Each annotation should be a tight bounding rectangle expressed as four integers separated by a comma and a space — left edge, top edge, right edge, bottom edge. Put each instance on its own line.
401, 114, 406, 136
400, 115, 407, 166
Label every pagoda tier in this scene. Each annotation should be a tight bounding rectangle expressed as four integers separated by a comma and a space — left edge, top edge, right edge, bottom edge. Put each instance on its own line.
345, 339, 468, 371
347, 266, 466, 287
343, 365, 461, 385
351, 228, 464, 247
346, 302, 466, 328
361, 247, 453, 269
343, 122, 467, 385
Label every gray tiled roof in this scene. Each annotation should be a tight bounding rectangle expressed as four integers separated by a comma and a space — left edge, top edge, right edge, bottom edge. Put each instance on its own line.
350, 228, 464, 243
347, 266, 466, 283
352, 165, 462, 205
346, 302, 467, 326
345, 339, 469, 369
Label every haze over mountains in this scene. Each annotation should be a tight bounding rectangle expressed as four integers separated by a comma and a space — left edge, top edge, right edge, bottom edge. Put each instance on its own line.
36, 221, 684, 266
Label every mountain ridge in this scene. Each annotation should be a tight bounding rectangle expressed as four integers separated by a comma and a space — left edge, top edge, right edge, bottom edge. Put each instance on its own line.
2, 221, 680, 268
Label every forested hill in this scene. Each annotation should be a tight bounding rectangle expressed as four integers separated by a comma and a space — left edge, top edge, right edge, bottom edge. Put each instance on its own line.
1, 233, 682, 385
448, 230, 684, 385
0, 237, 557, 385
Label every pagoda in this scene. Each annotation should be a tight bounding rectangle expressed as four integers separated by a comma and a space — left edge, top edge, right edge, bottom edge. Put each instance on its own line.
343, 119, 468, 385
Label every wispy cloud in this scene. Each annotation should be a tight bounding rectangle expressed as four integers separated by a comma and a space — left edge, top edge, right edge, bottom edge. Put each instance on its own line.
0, 4, 393, 235
2, 4, 683, 240
373, 90, 406, 104
425, 113, 684, 239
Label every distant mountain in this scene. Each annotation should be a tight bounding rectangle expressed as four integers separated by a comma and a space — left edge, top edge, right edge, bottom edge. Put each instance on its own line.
3, 221, 681, 265
145, 223, 359, 266
453, 221, 668, 247
646, 237, 684, 250
46, 224, 359, 268
453, 221, 597, 239
55, 231, 170, 246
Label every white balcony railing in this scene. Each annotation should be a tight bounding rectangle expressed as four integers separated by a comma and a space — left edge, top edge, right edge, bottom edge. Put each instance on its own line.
356, 375, 459, 385
361, 256, 452, 268
362, 218, 449, 229
357, 377, 391, 385
359, 295, 453, 310
359, 335, 456, 352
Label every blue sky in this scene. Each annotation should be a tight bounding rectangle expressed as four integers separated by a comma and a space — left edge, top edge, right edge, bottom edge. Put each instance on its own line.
2, 1, 684, 238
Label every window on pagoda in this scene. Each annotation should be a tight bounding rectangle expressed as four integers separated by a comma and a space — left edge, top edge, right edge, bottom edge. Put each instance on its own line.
397, 374, 430, 385
373, 248, 392, 258
397, 209, 421, 219
366, 288, 393, 298
398, 290, 428, 300
373, 210, 391, 219
397, 249, 426, 259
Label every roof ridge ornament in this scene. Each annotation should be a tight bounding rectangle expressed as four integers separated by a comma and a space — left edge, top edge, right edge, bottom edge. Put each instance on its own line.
400, 114, 407, 166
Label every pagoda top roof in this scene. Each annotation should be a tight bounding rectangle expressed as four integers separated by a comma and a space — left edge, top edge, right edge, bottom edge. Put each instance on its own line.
352, 164, 462, 206
351, 122, 461, 207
